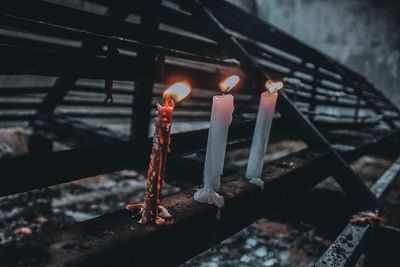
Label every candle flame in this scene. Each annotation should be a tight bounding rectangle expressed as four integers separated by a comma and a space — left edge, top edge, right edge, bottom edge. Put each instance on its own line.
265, 80, 283, 93
219, 75, 240, 93
163, 81, 191, 103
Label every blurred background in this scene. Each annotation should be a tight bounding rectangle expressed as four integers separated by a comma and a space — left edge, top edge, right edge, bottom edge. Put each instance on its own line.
230, 0, 400, 106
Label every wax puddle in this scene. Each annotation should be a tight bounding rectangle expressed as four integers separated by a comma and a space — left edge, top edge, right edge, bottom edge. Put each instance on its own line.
248, 178, 265, 190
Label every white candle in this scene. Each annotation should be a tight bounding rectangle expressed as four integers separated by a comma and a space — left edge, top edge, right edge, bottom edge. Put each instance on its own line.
194, 75, 239, 208
246, 80, 283, 189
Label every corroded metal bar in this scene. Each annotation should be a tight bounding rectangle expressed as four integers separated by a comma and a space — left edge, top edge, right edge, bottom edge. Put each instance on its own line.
0, 149, 336, 267
130, 0, 162, 140
0, 119, 256, 197
314, 156, 400, 267
2, 145, 400, 267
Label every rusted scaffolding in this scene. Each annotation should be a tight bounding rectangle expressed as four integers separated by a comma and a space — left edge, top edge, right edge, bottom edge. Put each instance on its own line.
0, 0, 400, 266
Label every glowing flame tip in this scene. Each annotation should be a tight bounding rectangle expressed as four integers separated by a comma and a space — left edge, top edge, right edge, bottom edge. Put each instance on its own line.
219, 75, 240, 93
163, 81, 191, 103
265, 80, 283, 93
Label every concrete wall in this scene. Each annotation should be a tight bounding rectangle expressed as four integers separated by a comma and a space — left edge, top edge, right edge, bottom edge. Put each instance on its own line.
254, 0, 400, 106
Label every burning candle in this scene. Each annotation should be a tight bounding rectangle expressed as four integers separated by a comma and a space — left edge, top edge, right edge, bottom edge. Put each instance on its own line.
194, 75, 239, 208
245, 80, 283, 189
126, 81, 191, 225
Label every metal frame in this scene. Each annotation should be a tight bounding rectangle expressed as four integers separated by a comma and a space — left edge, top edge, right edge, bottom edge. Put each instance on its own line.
1, 137, 399, 267
1, 0, 400, 266
315, 157, 400, 267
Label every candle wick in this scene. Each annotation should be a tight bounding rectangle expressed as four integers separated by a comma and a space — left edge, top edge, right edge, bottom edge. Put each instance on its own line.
163, 95, 176, 108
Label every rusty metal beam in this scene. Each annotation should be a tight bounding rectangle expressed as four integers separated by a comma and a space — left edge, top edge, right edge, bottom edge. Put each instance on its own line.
0, 119, 255, 197
130, 0, 162, 140
314, 156, 400, 267
2, 143, 400, 267
0, 149, 337, 267
0, 128, 397, 267
1, 111, 397, 198
0, 12, 233, 68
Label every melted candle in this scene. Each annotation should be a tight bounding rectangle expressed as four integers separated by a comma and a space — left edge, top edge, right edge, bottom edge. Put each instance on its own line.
194, 75, 238, 208
246, 80, 283, 189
